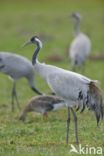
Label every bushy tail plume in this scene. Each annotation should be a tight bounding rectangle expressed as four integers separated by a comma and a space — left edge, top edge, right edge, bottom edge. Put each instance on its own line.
87, 82, 104, 125
76, 81, 104, 125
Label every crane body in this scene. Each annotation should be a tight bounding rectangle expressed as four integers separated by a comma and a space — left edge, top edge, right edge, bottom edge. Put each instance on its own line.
70, 33, 91, 67
19, 95, 65, 121
69, 13, 91, 70
24, 36, 103, 144
0, 52, 42, 111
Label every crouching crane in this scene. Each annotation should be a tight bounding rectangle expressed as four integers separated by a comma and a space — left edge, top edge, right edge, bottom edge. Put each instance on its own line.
23, 36, 103, 144
19, 95, 65, 121
0, 52, 42, 111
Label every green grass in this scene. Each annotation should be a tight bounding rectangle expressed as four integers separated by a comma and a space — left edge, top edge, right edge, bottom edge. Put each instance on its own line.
0, 0, 104, 155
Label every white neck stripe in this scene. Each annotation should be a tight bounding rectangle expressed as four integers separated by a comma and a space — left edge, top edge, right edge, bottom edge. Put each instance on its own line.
35, 38, 43, 48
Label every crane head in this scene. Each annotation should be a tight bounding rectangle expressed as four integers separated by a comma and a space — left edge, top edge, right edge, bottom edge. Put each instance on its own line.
71, 12, 82, 21
22, 36, 43, 49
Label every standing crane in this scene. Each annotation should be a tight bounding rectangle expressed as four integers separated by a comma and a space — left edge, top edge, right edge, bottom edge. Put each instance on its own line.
23, 36, 103, 144
0, 52, 42, 111
69, 12, 91, 71
19, 95, 65, 121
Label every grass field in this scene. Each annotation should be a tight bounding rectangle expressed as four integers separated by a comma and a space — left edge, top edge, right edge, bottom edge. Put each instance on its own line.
0, 0, 104, 155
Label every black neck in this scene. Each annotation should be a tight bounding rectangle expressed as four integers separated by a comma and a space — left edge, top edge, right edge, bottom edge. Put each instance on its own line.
32, 43, 40, 65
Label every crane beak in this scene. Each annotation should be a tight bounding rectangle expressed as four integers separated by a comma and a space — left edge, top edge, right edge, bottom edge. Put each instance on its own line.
21, 40, 31, 48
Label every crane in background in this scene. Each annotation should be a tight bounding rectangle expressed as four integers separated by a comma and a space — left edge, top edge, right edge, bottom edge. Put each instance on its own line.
69, 12, 91, 71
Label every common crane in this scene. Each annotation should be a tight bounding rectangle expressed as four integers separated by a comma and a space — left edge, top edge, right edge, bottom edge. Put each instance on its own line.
69, 12, 91, 70
19, 95, 65, 121
23, 36, 103, 144
0, 52, 42, 111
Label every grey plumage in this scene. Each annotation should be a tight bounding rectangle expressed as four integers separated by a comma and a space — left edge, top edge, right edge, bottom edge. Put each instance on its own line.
23, 36, 103, 144
69, 12, 91, 70
0, 52, 42, 111
19, 95, 65, 121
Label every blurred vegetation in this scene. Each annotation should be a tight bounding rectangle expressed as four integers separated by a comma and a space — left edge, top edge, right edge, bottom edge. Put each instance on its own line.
0, 0, 104, 155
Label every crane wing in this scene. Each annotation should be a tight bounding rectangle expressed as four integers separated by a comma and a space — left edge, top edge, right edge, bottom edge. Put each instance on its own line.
47, 70, 90, 101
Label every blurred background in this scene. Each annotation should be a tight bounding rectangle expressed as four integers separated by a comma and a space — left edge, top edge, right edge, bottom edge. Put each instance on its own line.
0, 0, 104, 102
0, 0, 104, 155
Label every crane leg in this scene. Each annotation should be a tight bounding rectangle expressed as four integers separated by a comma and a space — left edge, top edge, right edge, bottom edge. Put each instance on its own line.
66, 107, 70, 144
71, 108, 79, 144
11, 82, 15, 111
11, 82, 20, 111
